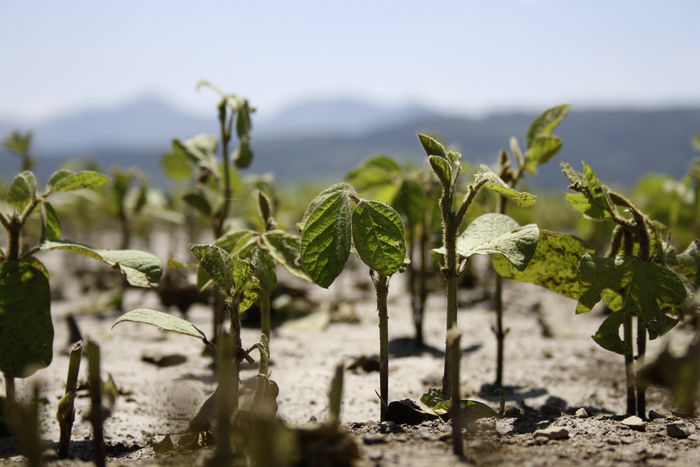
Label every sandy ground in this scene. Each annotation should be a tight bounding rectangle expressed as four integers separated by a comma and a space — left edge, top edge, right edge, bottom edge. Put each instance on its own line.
1, 256, 699, 466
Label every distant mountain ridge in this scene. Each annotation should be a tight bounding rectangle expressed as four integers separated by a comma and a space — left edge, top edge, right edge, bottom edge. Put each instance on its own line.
1, 96, 699, 189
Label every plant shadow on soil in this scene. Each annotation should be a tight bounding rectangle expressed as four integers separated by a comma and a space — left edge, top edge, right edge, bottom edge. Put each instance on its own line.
388, 336, 481, 358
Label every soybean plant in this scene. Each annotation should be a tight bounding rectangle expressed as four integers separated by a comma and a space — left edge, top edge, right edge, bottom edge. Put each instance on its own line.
489, 104, 570, 387
298, 183, 406, 421
346, 155, 439, 347
161, 81, 254, 339
496, 162, 698, 417
0, 166, 161, 417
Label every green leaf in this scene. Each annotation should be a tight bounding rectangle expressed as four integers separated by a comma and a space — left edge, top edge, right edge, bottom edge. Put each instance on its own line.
576, 254, 632, 314
526, 104, 570, 149
394, 178, 427, 227
428, 155, 452, 188
112, 309, 207, 341
183, 191, 213, 217
236, 107, 251, 139
41, 201, 61, 242
298, 183, 354, 231
577, 255, 686, 341
232, 258, 259, 312
667, 240, 699, 286
190, 244, 235, 295
417, 133, 447, 158
351, 200, 406, 275
173, 135, 219, 178
262, 230, 311, 281
2, 131, 32, 155
592, 310, 626, 355
215, 229, 257, 253
476, 166, 537, 207
48, 170, 109, 192
344, 155, 400, 204
300, 185, 354, 287
0, 262, 53, 378
41, 240, 162, 287
564, 193, 608, 220
450, 213, 539, 270
237, 242, 277, 298
47, 169, 73, 188
233, 139, 253, 169
523, 135, 563, 174
493, 230, 592, 299
161, 151, 192, 181
7, 170, 36, 205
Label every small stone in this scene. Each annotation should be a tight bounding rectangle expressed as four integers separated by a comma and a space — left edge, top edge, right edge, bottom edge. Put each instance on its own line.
648, 410, 666, 420
505, 407, 521, 417
575, 408, 589, 418
621, 415, 646, 431
533, 426, 569, 440
666, 422, 690, 439
540, 404, 562, 417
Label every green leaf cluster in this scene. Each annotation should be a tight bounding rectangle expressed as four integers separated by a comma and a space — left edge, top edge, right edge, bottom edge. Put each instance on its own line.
299, 183, 406, 287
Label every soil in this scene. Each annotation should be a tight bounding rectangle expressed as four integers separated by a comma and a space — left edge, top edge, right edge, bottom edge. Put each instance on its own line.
1, 256, 699, 466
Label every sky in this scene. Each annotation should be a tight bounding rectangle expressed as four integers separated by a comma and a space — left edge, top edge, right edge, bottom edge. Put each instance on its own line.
1, 0, 699, 122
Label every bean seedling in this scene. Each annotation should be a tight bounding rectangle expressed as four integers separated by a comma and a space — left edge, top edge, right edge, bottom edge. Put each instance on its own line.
298, 183, 406, 421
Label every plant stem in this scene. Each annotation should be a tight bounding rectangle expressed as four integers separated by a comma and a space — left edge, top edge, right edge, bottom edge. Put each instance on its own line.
228, 299, 242, 415
493, 194, 507, 387
214, 331, 234, 463
442, 220, 459, 397
636, 316, 647, 418
328, 362, 344, 425
623, 311, 637, 415
86, 340, 105, 467
448, 327, 463, 457
418, 214, 429, 347
260, 294, 271, 345
215, 102, 232, 238
406, 227, 422, 347
58, 341, 82, 459
372, 270, 390, 421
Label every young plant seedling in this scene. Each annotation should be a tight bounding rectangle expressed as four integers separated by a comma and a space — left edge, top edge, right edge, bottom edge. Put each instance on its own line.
298, 183, 406, 421
495, 162, 698, 417
488, 104, 569, 387
417, 133, 539, 403
212, 189, 312, 355
162, 81, 255, 341
0, 167, 161, 412
86, 340, 106, 467
346, 155, 438, 347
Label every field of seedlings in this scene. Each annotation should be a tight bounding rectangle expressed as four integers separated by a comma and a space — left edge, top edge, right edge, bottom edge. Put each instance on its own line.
1, 88, 699, 466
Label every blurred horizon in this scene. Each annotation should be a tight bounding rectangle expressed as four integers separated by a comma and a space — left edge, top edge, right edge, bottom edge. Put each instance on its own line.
2, 0, 699, 122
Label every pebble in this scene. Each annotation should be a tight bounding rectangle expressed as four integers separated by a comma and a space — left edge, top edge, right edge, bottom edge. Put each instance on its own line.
621, 415, 646, 431
648, 410, 666, 420
575, 408, 589, 418
533, 426, 570, 440
666, 422, 690, 439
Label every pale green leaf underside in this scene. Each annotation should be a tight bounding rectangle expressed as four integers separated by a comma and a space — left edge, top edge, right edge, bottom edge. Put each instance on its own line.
453, 213, 538, 270
41, 240, 162, 287
112, 308, 206, 340
352, 200, 406, 275
262, 230, 311, 282
476, 166, 537, 207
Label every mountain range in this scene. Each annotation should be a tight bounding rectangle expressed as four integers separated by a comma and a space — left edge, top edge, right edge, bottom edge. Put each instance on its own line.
1, 96, 699, 190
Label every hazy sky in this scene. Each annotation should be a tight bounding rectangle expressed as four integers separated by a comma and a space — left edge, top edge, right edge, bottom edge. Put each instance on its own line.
2, 0, 699, 122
